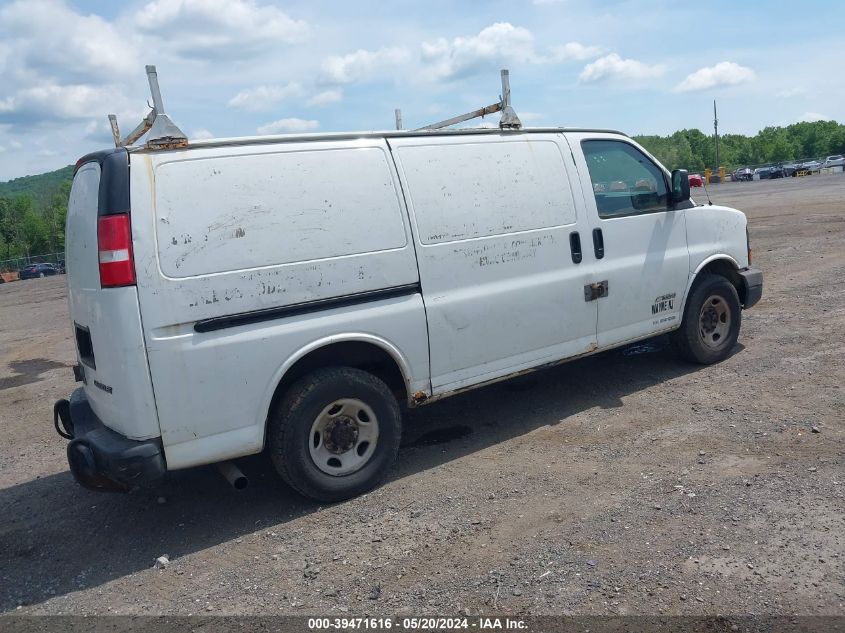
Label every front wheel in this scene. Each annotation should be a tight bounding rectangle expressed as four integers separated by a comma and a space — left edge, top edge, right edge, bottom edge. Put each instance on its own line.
671, 274, 741, 364
268, 367, 402, 502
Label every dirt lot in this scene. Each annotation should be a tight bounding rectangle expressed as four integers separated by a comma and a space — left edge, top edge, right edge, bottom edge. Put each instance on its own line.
0, 174, 843, 617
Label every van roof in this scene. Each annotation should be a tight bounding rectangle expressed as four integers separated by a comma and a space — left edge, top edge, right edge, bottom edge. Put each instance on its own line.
130, 126, 628, 153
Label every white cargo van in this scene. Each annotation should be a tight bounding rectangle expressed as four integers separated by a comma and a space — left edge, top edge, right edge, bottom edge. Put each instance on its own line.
55, 127, 762, 501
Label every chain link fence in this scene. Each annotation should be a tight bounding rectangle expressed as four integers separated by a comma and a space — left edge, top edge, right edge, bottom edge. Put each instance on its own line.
0, 252, 64, 280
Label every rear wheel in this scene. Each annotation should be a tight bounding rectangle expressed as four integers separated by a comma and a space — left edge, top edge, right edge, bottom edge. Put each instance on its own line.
268, 367, 402, 502
671, 274, 741, 364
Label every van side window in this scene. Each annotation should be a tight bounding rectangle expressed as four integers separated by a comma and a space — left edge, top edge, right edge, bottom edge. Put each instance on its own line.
581, 140, 668, 218
397, 140, 577, 244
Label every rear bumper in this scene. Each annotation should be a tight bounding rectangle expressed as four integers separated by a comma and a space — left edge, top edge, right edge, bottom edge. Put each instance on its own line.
54, 388, 165, 492
739, 267, 763, 309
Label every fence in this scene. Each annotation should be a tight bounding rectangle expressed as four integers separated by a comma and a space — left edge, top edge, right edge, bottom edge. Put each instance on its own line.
0, 251, 64, 273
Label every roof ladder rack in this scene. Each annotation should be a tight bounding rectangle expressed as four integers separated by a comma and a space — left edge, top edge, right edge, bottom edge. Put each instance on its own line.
402, 69, 522, 131
108, 65, 188, 150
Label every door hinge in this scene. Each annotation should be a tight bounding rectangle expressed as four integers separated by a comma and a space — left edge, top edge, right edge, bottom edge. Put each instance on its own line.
584, 280, 609, 302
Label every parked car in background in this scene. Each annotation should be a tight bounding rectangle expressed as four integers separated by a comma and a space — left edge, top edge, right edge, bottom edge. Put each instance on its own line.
800, 160, 822, 172
56, 260, 66, 274
754, 167, 772, 179
782, 163, 800, 177
734, 167, 753, 181
822, 155, 844, 168
688, 173, 703, 187
769, 166, 785, 179
19, 263, 59, 279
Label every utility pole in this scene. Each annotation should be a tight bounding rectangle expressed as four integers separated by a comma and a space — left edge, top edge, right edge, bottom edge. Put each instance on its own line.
713, 99, 720, 171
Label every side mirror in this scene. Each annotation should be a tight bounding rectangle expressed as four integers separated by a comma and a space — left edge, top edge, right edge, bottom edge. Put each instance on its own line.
671, 169, 690, 205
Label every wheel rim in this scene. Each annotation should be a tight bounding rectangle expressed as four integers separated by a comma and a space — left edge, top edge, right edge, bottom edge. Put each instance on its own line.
698, 294, 732, 350
308, 398, 379, 476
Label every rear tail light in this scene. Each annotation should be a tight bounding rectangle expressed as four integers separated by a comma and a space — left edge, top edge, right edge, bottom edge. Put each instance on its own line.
97, 214, 136, 287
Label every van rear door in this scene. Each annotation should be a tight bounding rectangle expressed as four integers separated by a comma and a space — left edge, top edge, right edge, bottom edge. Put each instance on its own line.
66, 150, 160, 440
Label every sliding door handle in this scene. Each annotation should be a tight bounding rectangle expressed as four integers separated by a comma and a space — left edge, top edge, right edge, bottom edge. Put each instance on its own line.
592, 228, 605, 259
569, 231, 582, 264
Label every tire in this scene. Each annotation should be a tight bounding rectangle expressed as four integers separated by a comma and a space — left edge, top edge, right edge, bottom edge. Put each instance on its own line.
38, 272, 45, 278
267, 367, 402, 502
671, 274, 741, 364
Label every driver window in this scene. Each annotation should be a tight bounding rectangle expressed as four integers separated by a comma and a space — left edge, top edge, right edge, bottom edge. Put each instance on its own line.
581, 140, 668, 218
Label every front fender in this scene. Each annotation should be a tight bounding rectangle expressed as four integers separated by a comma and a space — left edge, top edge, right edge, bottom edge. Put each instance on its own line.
679, 255, 740, 316
692, 253, 740, 276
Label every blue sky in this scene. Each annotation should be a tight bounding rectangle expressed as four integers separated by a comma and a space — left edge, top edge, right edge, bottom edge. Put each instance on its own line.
0, 0, 842, 179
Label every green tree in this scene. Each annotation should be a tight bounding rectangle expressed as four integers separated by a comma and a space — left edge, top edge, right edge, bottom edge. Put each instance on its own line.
13, 196, 47, 257
634, 120, 845, 170
0, 197, 14, 259
43, 181, 70, 252
0, 196, 28, 259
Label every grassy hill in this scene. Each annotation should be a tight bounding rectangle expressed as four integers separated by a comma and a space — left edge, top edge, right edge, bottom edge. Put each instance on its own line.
0, 164, 74, 208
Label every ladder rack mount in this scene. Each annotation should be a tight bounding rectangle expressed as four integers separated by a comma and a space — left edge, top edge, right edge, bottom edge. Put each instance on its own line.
108, 65, 188, 150
403, 69, 522, 132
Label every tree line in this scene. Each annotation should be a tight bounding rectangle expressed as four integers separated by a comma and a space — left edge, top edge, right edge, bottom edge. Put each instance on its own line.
634, 120, 845, 172
0, 119, 842, 265
0, 168, 71, 264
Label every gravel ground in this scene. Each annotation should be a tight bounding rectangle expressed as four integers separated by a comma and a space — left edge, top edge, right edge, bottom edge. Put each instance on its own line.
0, 174, 843, 616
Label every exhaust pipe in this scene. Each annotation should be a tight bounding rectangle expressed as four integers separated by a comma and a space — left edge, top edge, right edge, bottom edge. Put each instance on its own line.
217, 461, 248, 490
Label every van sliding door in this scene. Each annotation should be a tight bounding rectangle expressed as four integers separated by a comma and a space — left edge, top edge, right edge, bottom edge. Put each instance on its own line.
389, 134, 598, 394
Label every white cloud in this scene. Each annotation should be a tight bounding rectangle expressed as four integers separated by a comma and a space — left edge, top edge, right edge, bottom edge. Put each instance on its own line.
420, 22, 536, 80
0, 83, 134, 125
549, 42, 602, 62
228, 83, 305, 111
321, 47, 411, 84
0, 0, 140, 82
799, 112, 833, 122
0, 0, 143, 131
579, 53, 665, 84
256, 118, 320, 134
135, 0, 310, 58
674, 61, 755, 92
190, 128, 214, 140
84, 119, 113, 144
307, 89, 344, 107
776, 87, 808, 98
319, 25, 600, 87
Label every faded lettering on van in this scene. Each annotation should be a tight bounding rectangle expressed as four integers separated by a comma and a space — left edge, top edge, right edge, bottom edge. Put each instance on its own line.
453, 232, 555, 268
154, 148, 408, 278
